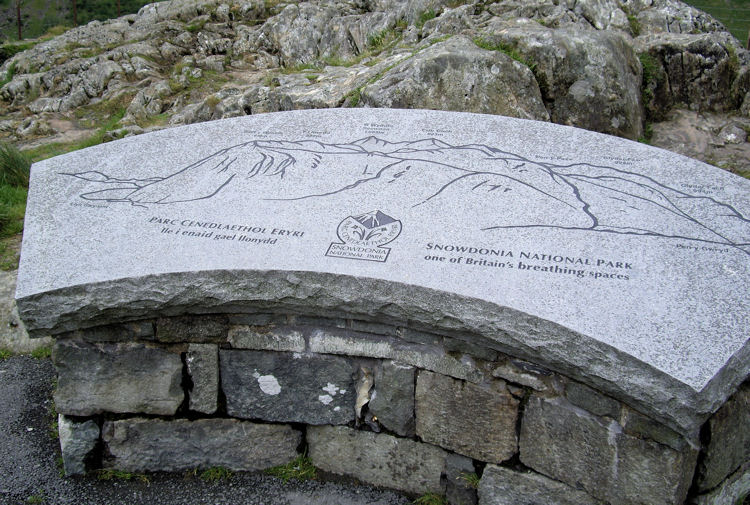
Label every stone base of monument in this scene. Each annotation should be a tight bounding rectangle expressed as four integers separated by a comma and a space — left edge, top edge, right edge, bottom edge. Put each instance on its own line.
51, 311, 745, 505
17, 109, 750, 505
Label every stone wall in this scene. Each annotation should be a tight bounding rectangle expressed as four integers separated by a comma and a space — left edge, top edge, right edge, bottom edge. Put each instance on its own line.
51, 311, 748, 505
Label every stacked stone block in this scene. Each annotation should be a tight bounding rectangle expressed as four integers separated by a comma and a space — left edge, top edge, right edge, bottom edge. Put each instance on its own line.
52, 313, 748, 505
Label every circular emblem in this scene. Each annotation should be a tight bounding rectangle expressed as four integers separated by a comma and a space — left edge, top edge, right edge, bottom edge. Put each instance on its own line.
337, 210, 402, 247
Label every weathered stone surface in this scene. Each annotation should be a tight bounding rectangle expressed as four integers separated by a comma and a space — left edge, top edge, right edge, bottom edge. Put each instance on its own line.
16, 108, 750, 436
442, 334, 498, 361
58, 415, 100, 476
634, 32, 744, 116
103, 418, 300, 472
621, 405, 689, 452
187, 343, 218, 414
0, 268, 51, 354
492, 361, 549, 391
369, 360, 415, 437
227, 325, 305, 352
220, 350, 355, 425
520, 395, 697, 505
361, 36, 550, 121
308, 425, 447, 496
416, 371, 518, 463
53, 340, 183, 416
693, 462, 750, 505
698, 381, 750, 491
59, 321, 154, 342
481, 21, 643, 139
478, 464, 605, 505
650, 109, 750, 175
309, 329, 483, 383
156, 315, 228, 343
445, 452, 477, 505
566, 380, 620, 418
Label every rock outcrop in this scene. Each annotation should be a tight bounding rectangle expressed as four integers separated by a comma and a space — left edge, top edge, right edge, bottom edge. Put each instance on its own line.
0, 0, 749, 173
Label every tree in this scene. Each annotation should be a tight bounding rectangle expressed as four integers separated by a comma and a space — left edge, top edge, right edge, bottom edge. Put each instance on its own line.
72, 0, 77, 26
14, 0, 23, 40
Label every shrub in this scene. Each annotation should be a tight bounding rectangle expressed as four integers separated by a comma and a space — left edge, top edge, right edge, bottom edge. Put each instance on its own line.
0, 142, 30, 187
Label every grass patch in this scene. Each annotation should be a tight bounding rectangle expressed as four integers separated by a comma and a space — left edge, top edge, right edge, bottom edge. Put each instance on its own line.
0, 61, 17, 88
321, 55, 358, 67
265, 454, 317, 483
638, 52, 664, 115
23, 107, 127, 162
0, 142, 29, 266
200, 466, 233, 481
31, 346, 51, 359
458, 472, 480, 489
345, 86, 363, 107
627, 14, 641, 36
185, 19, 207, 33
473, 37, 536, 71
26, 491, 45, 504
367, 27, 401, 53
280, 62, 320, 74
97, 468, 150, 484
639, 53, 663, 87
0, 41, 35, 65
0, 236, 21, 270
638, 122, 654, 144
0, 348, 12, 360
416, 9, 437, 29
413, 493, 446, 505
48, 400, 59, 439
0, 142, 30, 188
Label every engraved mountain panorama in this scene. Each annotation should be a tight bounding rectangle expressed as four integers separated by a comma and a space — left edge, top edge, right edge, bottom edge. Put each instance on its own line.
63, 137, 750, 255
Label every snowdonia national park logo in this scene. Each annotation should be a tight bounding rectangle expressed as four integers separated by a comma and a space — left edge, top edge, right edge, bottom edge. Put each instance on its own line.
325, 210, 402, 263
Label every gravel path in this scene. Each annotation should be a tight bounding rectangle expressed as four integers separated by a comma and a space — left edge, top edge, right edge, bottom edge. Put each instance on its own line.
0, 355, 411, 505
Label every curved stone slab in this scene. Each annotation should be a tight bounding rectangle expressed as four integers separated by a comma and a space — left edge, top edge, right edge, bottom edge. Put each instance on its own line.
16, 109, 750, 434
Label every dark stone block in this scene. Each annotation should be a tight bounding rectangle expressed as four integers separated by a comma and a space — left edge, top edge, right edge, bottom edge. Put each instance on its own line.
220, 350, 356, 425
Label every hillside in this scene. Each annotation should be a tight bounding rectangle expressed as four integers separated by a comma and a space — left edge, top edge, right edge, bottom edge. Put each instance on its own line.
0, 0, 748, 179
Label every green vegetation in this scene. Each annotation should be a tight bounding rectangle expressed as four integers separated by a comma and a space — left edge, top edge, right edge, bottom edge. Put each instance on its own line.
416, 9, 437, 29
345, 86, 363, 107
367, 27, 401, 53
280, 62, 319, 74
265, 454, 317, 483
23, 107, 127, 162
25, 491, 45, 504
0, 348, 12, 360
0, 142, 29, 269
726, 43, 740, 74
200, 466, 233, 481
638, 122, 654, 144
321, 55, 358, 67
0, 0, 153, 42
0, 61, 17, 88
97, 468, 151, 483
0, 41, 35, 64
684, 0, 750, 41
627, 13, 641, 36
412, 493, 447, 505
56, 456, 65, 477
473, 37, 537, 71
31, 345, 51, 359
185, 19, 208, 33
638, 52, 664, 111
458, 472, 480, 489
0, 141, 30, 187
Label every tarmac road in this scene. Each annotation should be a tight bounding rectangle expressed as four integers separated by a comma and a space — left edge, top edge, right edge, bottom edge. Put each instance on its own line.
0, 355, 411, 505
